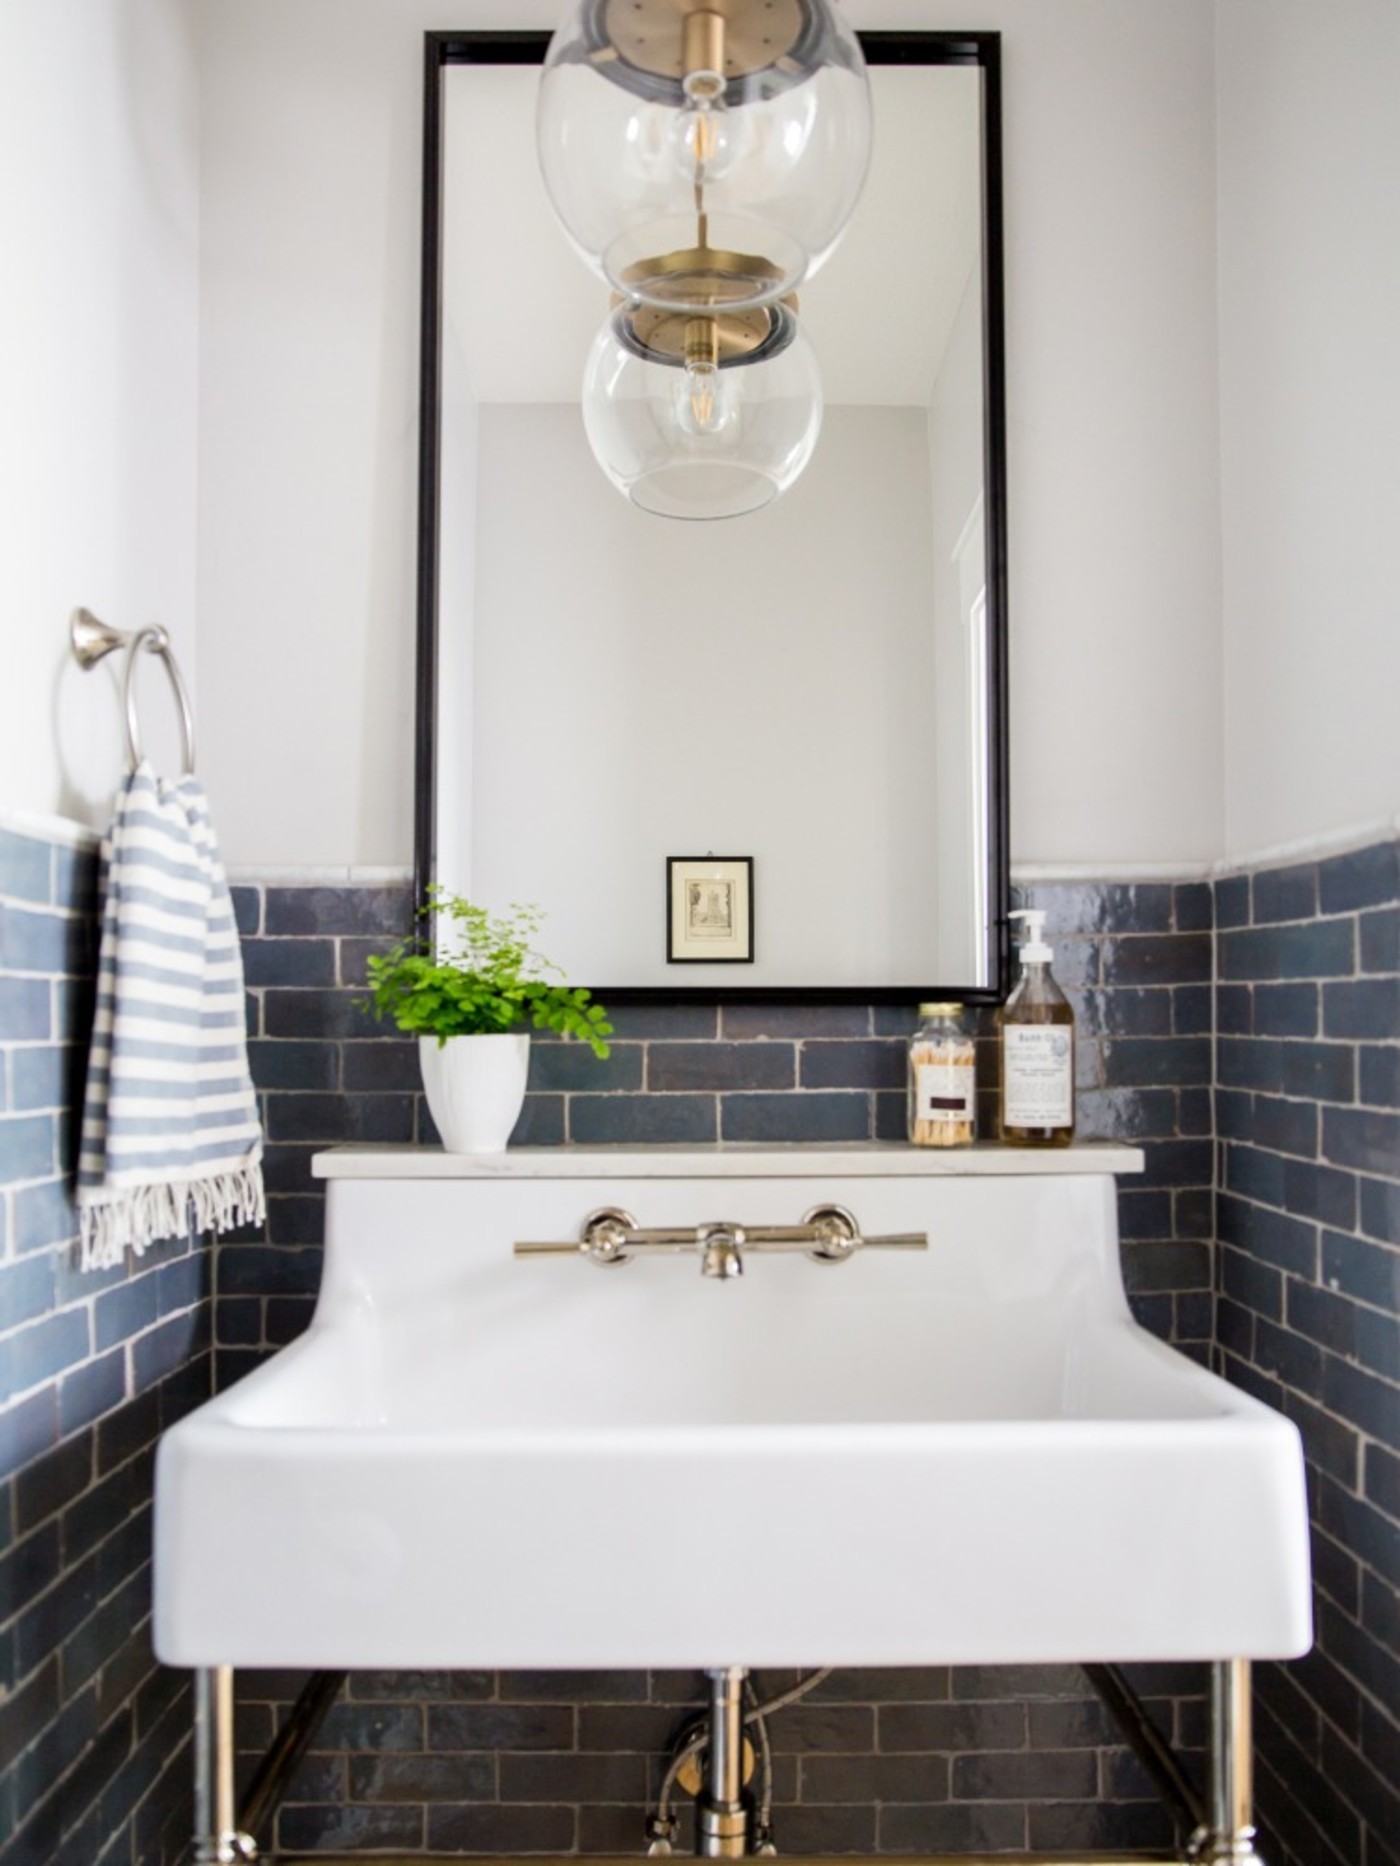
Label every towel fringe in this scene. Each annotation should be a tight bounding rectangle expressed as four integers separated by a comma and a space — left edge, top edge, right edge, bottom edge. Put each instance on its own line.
80, 1161, 267, 1273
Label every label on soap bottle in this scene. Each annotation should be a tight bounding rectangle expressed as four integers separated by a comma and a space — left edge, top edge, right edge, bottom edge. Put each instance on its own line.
1003, 1025, 1073, 1127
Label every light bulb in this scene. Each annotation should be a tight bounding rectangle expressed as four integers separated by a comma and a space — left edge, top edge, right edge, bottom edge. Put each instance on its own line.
676, 358, 733, 437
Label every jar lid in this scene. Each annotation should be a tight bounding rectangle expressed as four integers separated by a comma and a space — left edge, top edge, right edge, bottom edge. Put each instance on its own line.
917, 1001, 964, 1017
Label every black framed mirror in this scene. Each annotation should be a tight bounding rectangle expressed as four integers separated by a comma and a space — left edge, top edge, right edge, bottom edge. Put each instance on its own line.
415, 29, 1009, 1003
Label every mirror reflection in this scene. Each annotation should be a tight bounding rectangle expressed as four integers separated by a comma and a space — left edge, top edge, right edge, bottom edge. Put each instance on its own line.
423, 37, 1007, 997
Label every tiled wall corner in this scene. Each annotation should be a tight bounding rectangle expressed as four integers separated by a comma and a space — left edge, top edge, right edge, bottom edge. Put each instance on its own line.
1210, 839, 1400, 1866
0, 825, 209, 1866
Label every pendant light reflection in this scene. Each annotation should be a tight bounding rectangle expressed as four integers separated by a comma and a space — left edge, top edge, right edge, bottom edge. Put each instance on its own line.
538, 0, 872, 313
582, 297, 823, 520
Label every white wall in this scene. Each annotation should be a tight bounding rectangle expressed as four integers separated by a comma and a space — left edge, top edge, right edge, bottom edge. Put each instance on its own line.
194, 0, 1226, 869
1217, 0, 1400, 856
0, 0, 199, 834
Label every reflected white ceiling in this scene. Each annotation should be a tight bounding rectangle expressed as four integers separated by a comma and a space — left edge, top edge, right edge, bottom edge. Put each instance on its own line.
443, 64, 981, 408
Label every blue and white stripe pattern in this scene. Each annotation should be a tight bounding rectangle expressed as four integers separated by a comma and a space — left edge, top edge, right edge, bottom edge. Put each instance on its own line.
77, 764, 264, 1270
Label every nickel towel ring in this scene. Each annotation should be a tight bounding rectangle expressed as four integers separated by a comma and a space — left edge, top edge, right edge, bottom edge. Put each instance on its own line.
70, 607, 197, 778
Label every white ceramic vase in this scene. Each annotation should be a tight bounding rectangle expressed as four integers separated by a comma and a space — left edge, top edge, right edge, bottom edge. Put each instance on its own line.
418, 1032, 529, 1153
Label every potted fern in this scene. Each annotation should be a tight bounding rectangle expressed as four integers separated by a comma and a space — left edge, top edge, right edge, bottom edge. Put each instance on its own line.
363, 892, 611, 1152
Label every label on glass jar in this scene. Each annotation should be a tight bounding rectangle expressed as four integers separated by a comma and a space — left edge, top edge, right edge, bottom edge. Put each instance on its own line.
1003, 1025, 1073, 1127
913, 1059, 975, 1123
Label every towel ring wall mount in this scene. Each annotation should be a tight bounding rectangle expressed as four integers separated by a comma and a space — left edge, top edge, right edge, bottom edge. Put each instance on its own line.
71, 608, 196, 778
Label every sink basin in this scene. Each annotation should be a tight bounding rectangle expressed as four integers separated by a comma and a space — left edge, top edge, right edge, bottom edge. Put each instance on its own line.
154, 1147, 1311, 1671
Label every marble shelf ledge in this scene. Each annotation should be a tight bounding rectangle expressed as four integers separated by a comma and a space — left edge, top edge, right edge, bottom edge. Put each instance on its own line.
312, 1142, 1145, 1180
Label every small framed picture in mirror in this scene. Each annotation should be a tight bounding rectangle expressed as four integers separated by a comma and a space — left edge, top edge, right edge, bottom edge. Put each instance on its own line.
667, 857, 754, 964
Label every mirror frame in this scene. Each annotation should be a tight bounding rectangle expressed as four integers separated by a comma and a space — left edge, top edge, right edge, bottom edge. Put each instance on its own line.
414, 27, 1010, 1003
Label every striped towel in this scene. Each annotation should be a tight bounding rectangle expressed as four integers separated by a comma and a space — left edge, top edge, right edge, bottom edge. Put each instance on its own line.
77, 763, 264, 1270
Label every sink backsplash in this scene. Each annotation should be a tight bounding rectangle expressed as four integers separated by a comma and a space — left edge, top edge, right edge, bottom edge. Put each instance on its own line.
1, 822, 1394, 1863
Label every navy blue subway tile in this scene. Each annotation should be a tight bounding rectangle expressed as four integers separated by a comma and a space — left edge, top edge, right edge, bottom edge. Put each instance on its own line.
1178, 1086, 1213, 1136
1360, 906, 1400, 975
426, 1804, 574, 1855
722, 1002, 870, 1040
721, 1091, 869, 1143
1121, 1239, 1210, 1294
337, 935, 406, 988
1218, 1192, 1318, 1276
1114, 1189, 1173, 1242
0, 902, 87, 976
880, 1804, 1023, 1854
1289, 1282, 1400, 1383
592, 1002, 716, 1041
528, 1041, 641, 1094
1225, 1140, 1285, 1209
1283, 1160, 1357, 1231
1173, 1186, 1214, 1239
1359, 1174, 1400, 1246
1321, 1230, 1400, 1314
1253, 1316, 1324, 1397
1319, 841, 1399, 915
230, 885, 261, 937
1220, 920, 1355, 981
1365, 1442, 1400, 1523
0, 970, 51, 1044
1285, 1398, 1361, 1498
1, 1307, 91, 1404
874, 1090, 910, 1141
0, 1252, 57, 1333
341, 1040, 418, 1091
93, 1275, 160, 1354
1173, 882, 1213, 932
1172, 986, 1212, 1035
1282, 1039, 1356, 1107
800, 1040, 905, 1091
871, 1004, 924, 1039
263, 988, 385, 1041
1079, 988, 1173, 1037
1252, 862, 1319, 924
264, 1196, 326, 1247
0, 1113, 56, 1184
1101, 1037, 1210, 1088
1323, 975, 1400, 1041
1218, 1036, 1287, 1095
9, 1044, 75, 1114
568, 1093, 716, 1145
240, 937, 337, 988
506, 1093, 565, 1147
219, 1245, 322, 1300
13, 1177, 77, 1254
1135, 1138, 1215, 1189
246, 1038, 340, 1092
1250, 1093, 1319, 1160
261, 1142, 320, 1196
1018, 882, 1175, 936
1252, 982, 1319, 1038
132, 1308, 210, 1392
1076, 1087, 1177, 1143
1324, 1105, 1400, 1178
1322, 1352, 1400, 1452
279, 1803, 426, 1854
16, 1431, 92, 1535
650, 1041, 794, 1093
0, 827, 55, 903
1215, 873, 1251, 929
1360, 1044, 1400, 1109
1101, 933, 1212, 987
263, 885, 413, 938
1216, 984, 1252, 1036
58, 1352, 127, 1438
264, 1091, 415, 1144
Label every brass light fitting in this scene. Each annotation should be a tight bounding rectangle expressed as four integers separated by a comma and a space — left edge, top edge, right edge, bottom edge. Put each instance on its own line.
594, 0, 809, 87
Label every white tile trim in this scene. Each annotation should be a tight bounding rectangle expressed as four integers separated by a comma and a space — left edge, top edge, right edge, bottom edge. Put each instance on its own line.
0, 805, 100, 851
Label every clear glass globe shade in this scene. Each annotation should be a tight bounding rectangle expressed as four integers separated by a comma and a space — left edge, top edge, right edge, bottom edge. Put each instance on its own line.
581, 304, 823, 521
538, 0, 871, 312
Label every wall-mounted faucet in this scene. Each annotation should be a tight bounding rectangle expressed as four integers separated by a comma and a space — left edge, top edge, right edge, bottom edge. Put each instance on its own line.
514, 1205, 928, 1277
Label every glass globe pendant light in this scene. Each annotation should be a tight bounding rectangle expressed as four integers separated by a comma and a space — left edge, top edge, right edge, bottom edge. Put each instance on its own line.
538, 0, 872, 314
582, 295, 823, 519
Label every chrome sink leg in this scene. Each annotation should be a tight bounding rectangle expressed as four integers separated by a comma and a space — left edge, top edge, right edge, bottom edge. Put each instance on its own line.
1192, 1659, 1265, 1863
193, 1666, 257, 1862
697, 1666, 753, 1857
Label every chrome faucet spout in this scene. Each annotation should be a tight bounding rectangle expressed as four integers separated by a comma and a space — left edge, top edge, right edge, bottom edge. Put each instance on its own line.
699, 1223, 744, 1279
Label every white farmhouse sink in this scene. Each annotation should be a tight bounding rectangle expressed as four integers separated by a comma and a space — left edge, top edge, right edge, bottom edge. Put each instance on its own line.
153, 1146, 1311, 1672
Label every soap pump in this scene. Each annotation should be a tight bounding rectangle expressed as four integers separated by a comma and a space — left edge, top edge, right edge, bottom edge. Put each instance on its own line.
999, 908, 1075, 1147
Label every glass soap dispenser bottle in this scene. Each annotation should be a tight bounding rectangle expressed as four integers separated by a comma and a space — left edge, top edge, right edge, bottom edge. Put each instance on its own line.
999, 909, 1075, 1146
907, 1003, 976, 1147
